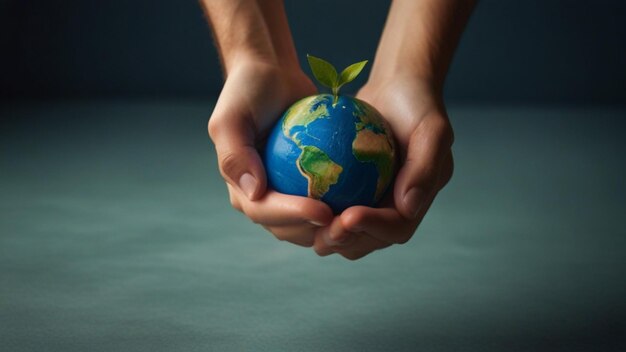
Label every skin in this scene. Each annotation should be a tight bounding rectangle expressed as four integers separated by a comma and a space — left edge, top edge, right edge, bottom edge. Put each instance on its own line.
201, 0, 476, 258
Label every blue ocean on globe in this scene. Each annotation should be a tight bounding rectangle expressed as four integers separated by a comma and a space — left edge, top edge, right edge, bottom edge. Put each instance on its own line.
264, 94, 395, 214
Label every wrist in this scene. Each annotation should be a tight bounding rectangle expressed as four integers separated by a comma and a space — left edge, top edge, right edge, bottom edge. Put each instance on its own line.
221, 44, 304, 79
222, 49, 276, 75
365, 71, 443, 103
224, 59, 315, 105
225, 54, 306, 81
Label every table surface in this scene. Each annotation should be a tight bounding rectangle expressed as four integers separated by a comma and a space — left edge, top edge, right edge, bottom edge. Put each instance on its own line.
1, 102, 625, 351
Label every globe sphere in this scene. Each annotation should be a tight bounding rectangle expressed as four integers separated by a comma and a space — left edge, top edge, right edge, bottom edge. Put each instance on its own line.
264, 94, 396, 214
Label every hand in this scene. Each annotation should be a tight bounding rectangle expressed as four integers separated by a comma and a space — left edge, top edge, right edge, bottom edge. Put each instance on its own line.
208, 61, 334, 246
312, 78, 454, 260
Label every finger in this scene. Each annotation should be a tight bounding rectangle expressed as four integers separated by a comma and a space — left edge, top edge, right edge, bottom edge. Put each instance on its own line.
318, 216, 357, 245
229, 185, 333, 226
262, 224, 317, 247
395, 115, 454, 219
340, 206, 417, 244
312, 231, 337, 257
312, 217, 356, 256
208, 101, 266, 201
228, 187, 243, 212
334, 233, 391, 261
341, 156, 455, 244
341, 152, 453, 244
439, 151, 454, 189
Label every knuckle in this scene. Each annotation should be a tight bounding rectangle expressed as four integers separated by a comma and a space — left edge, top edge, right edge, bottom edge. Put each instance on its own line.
431, 118, 454, 148
341, 209, 365, 230
447, 128, 455, 147
218, 151, 241, 181
207, 117, 223, 141
413, 166, 439, 191
440, 153, 455, 188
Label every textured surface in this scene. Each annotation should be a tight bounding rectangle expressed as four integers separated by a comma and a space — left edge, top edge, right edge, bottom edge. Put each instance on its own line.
265, 94, 395, 213
1, 102, 625, 351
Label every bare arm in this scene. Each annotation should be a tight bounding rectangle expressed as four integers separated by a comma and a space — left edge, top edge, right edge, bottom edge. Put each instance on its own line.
202, 0, 476, 260
370, 0, 476, 93
200, 0, 300, 73
314, 0, 476, 260
202, 1, 333, 246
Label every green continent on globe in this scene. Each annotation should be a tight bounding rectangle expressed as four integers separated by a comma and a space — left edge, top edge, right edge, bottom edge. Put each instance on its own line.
282, 96, 329, 143
352, 99, 387, 132
281, 95, 343, 199
351, 100, 395, 200
296, 145, 343, 199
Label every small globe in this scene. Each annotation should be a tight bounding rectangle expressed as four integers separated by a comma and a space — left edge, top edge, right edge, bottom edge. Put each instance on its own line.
264, 94, 396, 214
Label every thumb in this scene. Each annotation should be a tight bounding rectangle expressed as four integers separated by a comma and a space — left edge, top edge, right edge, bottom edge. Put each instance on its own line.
394, 118, 453, 219
208, 110, 267, 201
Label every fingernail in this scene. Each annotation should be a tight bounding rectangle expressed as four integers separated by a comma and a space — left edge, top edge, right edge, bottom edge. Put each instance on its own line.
239, 173, 257, 200
309, 220, 325, 227
403, 188, 423, 218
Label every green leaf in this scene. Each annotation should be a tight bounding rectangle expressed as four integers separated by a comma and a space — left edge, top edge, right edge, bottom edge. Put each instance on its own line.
338, 60, 368, 88
307, 54, 338, 89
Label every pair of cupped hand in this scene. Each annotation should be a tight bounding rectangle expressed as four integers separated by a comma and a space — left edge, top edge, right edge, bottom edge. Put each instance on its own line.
208, 62, 454, 260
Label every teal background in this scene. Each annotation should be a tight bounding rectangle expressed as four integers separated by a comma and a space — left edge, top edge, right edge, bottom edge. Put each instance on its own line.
2, 102, 625, 351
2, 0, 626, 349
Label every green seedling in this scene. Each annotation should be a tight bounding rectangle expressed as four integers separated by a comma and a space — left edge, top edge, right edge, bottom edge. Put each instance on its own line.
306, 54, 368, 104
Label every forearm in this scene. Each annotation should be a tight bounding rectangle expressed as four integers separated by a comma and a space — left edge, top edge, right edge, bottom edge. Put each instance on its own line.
200, 0, 299, 74
370, 0, 476, 92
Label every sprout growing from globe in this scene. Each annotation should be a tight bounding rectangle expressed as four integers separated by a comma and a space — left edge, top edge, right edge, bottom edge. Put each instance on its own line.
306, 55, 368, 105
264, 55, 396, 214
